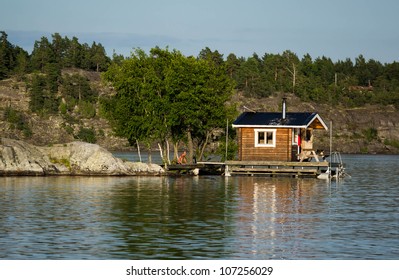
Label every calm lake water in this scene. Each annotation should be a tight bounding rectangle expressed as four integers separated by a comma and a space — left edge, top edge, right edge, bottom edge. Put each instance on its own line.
0, 154, 398, 260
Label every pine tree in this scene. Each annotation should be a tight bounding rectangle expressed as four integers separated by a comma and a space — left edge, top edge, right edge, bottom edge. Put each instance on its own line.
0, 31, 14, 79
14, 48, 29, 80
91, 42, 109, 72
31, 37, 55, 72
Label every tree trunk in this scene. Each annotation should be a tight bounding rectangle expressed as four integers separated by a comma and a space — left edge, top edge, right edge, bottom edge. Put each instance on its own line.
286, 63, 296, 94
158, 143, 164, 164
147, 144, 152, 164
166, 139, 170, 164
173, 141, 179, 161
292, 62, 296, 94
199, 131, 211, 161
187, 130, 194, 164
136, 140, 142, 162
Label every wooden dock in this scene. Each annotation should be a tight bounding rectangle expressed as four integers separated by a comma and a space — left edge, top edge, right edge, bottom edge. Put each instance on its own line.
166, 160, 329, 177
225, 160, 329, 177
166, 162, 224, 175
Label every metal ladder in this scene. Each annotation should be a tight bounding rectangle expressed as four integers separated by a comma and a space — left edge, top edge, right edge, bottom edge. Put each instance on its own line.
330, 151, 347, 179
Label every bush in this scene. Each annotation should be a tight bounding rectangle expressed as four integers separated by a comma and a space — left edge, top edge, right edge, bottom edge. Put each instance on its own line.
59, 102, 67, 115
384, 139, 399, 149
362, 128, 378, 142
78, 101, 96, 118
217, 139, 238, 161
3, 107, 32, 138
76, 127, 96, 143
64, 125, 74, 135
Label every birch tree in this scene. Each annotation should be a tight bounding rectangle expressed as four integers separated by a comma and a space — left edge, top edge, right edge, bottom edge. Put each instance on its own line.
101, 47, 235, 163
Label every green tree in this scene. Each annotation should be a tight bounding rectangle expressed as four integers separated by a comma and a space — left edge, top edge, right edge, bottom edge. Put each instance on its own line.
80, 43, 92, 70
61, 73, 98, 117
354, 55, 372, 86
31, 36, 55, 72
102, 48, 166, 161
237, 55, 265, 97
62, 74, 97, 102
112, 50, 125, 65
44, 62, 61, 93
64, 36, 82, 68
29, 74, 46, 112
225, 53, 241, 80
51, 33, 68, 66
102, 47, 235, 163
90, 42, 109, 72
29, 74, 59, 114
13, 47, 29, 80
0, 31, 16, 79
198, 47, 224, 65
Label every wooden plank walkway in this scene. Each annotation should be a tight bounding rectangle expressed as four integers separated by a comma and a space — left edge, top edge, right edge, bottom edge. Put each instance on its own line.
225, 160, 328, 177
166, 162, 224, 175
225, 160, 329, 167
165, 160, 329, 177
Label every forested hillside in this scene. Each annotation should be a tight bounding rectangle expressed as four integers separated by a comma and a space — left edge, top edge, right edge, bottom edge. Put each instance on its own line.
2, 32, 399, 108
225, 50, 399, 108
1, 31, 398, 156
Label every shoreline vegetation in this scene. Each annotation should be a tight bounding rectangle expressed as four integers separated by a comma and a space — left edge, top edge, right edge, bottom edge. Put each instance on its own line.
1, 31, 399, 165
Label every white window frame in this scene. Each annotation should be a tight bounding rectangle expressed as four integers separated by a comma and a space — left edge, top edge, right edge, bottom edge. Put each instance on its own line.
254, 129, 276, 147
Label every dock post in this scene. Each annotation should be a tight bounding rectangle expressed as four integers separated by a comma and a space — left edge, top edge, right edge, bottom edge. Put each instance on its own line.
224, 164, 231, 177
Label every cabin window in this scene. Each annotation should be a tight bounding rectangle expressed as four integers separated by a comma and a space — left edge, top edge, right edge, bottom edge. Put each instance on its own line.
255, 129, 276, 147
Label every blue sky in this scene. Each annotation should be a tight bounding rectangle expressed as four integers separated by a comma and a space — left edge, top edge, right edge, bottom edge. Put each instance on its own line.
2, 0, 399, 62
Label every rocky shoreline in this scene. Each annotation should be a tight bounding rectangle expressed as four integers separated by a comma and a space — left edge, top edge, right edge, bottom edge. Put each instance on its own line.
0, 138, 164, 176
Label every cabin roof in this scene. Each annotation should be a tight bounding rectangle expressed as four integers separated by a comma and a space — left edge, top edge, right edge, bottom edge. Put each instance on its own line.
232, 112, 328, 130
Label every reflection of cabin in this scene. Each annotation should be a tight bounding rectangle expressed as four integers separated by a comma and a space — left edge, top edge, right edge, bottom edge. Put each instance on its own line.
232, 101, 328, 162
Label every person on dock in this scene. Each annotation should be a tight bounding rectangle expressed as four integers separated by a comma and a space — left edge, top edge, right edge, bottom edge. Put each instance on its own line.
177, 151, 187, 164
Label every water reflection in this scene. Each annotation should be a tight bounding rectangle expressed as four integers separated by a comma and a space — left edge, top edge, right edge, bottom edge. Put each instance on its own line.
106, 176, 237, 259
0, 155, 398, 260
231, 177, 331, 259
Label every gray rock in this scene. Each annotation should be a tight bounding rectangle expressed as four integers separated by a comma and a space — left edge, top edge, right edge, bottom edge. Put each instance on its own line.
0, 138, 164, 176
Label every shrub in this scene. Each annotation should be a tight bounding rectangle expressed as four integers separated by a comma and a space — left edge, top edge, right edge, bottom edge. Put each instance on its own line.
78, 101, 96, 118
50, 157, 71, 169
384, 139, 399, 149
59, 102, 67, 115
362, 128, 378, 142
76, 127, 96, 143
64, 125, 74, 135
3, 107, 32, 138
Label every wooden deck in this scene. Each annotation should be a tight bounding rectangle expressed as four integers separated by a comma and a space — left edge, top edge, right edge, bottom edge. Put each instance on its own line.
166, 160, 329, 177
225, 160, 329, 177
166, 162, 224, 175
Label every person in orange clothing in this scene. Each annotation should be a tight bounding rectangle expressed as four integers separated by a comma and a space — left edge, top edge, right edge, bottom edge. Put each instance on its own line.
177, 151, 187, 164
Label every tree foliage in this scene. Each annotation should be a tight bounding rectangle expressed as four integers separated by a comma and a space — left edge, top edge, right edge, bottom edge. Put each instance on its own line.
2, 30, 399, 149
0, 31, 111, 80
0, 31, 29, 79
102, 47, 235, 162
29, 74, 60, 114
2, 30, 399, 109
231, 51, 399, 108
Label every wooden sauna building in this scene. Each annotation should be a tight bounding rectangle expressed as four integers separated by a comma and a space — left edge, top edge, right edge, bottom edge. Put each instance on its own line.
226, 99, 330, 177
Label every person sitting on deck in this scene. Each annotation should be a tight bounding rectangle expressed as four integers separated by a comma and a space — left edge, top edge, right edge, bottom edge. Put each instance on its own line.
177, 151, 187, 164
